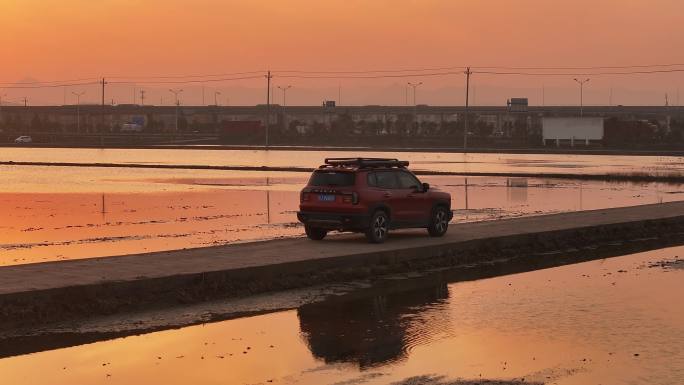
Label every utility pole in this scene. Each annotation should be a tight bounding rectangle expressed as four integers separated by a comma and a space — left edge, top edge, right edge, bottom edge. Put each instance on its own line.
214, 91, 221, 106
573, 78, 590, 117
140, 89, 146, 106
609, 87, 613, 107
464, 67, 472, 150
101, 77, 107, 131
265, 70, 272, 147
278, 85, 292, 106
169, 89, 183, 132
22, 97, 28, 107
72, 91, 85, 132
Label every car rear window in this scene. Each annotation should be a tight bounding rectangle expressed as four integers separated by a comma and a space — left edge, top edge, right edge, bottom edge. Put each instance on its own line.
309, 171, 356, 186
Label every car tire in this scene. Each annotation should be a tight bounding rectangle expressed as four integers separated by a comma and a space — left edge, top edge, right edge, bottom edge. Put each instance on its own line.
305, 225, 327, 241
427, 206, 449, 237
365, 210, 389, 243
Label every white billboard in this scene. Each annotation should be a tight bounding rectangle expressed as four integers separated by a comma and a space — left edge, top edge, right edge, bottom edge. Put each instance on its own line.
542, 117, 604, 141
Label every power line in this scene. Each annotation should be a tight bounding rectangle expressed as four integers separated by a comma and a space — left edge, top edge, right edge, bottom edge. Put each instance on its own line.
473, 68, 684, 76
106, 70, 266, 80
0, 77, 100, 86
275, 71, 466, 79
271, 66, 467, 74
3, 63, 684, 89
108, 75, 263, 85
474, 63, 684, 70
0, 81, 99, 89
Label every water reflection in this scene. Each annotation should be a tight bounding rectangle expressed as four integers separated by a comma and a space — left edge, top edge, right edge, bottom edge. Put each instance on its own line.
506, 178, 528, 203
0, 246, 682, 384
298, 281, 449, 369
2, 170, 684, 265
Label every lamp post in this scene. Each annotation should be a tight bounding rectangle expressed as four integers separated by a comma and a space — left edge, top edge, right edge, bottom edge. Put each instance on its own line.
278, 85, 292, 106
169, 89, 183, 132
214, 91, 221, 106
72, 91, 85, 132
573, 78, 590, 117
407, 82, 423, 106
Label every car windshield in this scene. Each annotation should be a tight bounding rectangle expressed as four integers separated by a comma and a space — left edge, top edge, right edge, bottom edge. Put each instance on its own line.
309, 171, 355, 186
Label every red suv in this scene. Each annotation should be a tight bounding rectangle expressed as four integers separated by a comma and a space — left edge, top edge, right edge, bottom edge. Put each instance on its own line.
297, 158, 453, 243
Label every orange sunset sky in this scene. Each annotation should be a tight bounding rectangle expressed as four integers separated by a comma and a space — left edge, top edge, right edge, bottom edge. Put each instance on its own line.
1, 0, 683, 106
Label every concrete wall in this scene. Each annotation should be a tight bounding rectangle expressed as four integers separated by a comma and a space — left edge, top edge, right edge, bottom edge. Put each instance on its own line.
542, 117, 604, 141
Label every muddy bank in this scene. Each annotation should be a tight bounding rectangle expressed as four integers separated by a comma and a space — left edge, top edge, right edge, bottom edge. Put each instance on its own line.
2, 203, 684, 333
4, 143, 684, 157
1, 232, 682, 360
2, 160, 684, 183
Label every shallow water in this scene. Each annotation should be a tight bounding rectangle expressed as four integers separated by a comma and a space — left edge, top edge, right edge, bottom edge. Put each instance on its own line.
1, 165, 682, 265
2, 147, 684, 176
1, 246, 681, 384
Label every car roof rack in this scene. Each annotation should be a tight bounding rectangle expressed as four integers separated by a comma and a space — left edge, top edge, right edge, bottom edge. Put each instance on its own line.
321, 157, 409, 169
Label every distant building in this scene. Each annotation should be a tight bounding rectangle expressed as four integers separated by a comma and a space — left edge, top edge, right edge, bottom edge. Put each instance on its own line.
542, 117, 604, 146
507, 98, 528, 112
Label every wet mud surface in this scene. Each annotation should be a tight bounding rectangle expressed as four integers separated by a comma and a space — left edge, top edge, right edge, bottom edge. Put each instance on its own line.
2, 167, 683, 266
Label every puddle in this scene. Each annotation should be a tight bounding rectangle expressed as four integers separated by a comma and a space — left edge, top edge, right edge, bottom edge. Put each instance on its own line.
0, 245, 681, 384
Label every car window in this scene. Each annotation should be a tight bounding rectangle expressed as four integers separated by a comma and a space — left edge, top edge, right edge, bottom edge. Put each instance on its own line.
397, 171, 422, 190
373, 171, 399, 189
309, 171, 355, 186
367, 172, 377, 187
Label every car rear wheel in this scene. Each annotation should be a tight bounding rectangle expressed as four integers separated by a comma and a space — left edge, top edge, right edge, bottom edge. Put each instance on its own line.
428, 207, 449, 237
365, 211, 389, 243
305, 225, 327, 241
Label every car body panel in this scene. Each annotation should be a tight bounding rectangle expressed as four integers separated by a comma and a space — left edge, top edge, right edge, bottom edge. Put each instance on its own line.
298, 161, 453, 236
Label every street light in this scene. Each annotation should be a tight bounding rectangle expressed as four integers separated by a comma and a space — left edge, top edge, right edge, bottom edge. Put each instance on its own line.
278, 85, 292, 106
169, 89, 183, 132
214, 91, 221, 106
407, 82, 423, 106
573, 78, 590, 117
72, 91, 85, 132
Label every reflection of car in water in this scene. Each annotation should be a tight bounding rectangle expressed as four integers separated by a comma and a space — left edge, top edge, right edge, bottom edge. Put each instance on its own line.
297, 279, 449, 369
14, 135, 33, 144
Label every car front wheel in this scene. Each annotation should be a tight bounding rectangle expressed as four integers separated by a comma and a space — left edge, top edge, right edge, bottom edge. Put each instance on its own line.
305, 225, 327, 241
428, 207, 449, 237
365, 211, 389, 243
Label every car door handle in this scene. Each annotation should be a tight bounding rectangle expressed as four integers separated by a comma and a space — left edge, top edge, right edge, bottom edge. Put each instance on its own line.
383, 192, 392, 198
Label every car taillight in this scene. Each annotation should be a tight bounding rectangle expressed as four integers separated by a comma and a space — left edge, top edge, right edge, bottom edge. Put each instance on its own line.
301, 192, 310, 202
342, 192, 359, 204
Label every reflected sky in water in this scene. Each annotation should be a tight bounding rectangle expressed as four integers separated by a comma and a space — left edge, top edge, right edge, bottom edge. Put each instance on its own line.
0, 246, 681, 384
1, 168, 683, 265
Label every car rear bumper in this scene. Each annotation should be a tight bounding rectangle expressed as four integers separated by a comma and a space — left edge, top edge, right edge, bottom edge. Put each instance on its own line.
297, 211, 371, 230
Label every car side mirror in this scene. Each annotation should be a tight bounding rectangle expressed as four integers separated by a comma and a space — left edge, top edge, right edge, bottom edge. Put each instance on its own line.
422, 182, 430, 192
